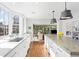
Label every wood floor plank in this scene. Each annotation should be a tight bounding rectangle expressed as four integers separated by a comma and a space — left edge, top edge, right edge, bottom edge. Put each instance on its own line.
26, 41, 50, 57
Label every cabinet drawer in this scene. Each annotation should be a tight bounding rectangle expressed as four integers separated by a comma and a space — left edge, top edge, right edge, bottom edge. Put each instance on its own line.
20, 39, 29, 49
14, 44, 24, 57
6, 50, 16, 57
56, 47, 70, 57
14, 39, 30, 57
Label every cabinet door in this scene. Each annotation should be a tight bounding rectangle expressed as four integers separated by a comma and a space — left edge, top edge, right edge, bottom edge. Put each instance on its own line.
14, 38, 30, 57
49, 48, 55, 57
14, 43, 24, 57
6, 50, 16, 57
45, 36, 57, 57
55, 47, 70, 57
20, 39, 29, 56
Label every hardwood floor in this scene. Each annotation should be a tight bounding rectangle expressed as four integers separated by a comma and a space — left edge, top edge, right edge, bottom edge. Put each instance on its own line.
26, 41, 50, 57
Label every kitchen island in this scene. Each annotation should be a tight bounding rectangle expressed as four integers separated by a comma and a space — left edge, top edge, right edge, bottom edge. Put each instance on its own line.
0, 34, 31, 57
44, 34, 79, 57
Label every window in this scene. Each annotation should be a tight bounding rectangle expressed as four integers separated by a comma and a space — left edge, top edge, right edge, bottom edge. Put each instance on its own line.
13, 15, 19, 24
12, 15, 19, 34
0, 8, 9, 36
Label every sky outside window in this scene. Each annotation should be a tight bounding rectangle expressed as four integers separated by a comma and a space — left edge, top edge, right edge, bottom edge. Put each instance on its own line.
0, 8, 9, 25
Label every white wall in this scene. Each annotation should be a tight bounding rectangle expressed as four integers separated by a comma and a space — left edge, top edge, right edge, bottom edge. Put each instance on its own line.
1, 2, 79, 35
26, 18, 51, 34
59, 18, 79, 37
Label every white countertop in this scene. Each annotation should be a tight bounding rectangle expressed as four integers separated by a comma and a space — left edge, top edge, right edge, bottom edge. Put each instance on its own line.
0, 42, 19, 48
0, 36, 27, 57
45, 34, 79, 56
0, 48, 11, 57
0, 41, 22, 57
0, 42, 19, 57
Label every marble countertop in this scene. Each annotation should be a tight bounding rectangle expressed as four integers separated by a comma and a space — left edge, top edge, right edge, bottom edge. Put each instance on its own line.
0, 36, 27, 57
0, 42, 19, 57
45, 34, 79, 56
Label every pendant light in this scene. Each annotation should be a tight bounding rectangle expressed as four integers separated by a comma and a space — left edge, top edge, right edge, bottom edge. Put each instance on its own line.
60, 2, 73, 20
50, 10, 57, 24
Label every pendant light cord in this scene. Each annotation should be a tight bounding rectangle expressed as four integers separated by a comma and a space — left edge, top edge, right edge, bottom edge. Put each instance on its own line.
65, 2, 67, 10
52, 11, 55, 19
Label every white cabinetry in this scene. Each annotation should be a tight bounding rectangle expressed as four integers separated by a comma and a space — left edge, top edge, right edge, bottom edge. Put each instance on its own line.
14, 39, 27, 57
45, 35, 70, 57
6, 49, 16, 57
6, 36, 31, 57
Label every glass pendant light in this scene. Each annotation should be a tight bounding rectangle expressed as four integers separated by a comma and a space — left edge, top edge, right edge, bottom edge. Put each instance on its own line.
50, 11, 57, 24
60, 2, 73, 20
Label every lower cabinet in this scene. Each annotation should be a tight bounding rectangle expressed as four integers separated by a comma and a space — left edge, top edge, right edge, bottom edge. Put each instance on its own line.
45, 35, 70, 57
6, 36, 31, 57
14, 40, 27, 57
5, 49, 16, 57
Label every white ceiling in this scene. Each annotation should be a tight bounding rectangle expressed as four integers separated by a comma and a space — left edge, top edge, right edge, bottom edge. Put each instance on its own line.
1, 2, 79, 19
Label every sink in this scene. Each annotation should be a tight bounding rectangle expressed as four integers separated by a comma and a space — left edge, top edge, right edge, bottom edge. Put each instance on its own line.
9, 37, 23, 42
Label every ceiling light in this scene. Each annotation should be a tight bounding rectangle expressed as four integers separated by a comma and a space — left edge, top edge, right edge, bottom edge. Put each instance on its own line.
50, 11, 57, 24
60, 2, 73, 20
